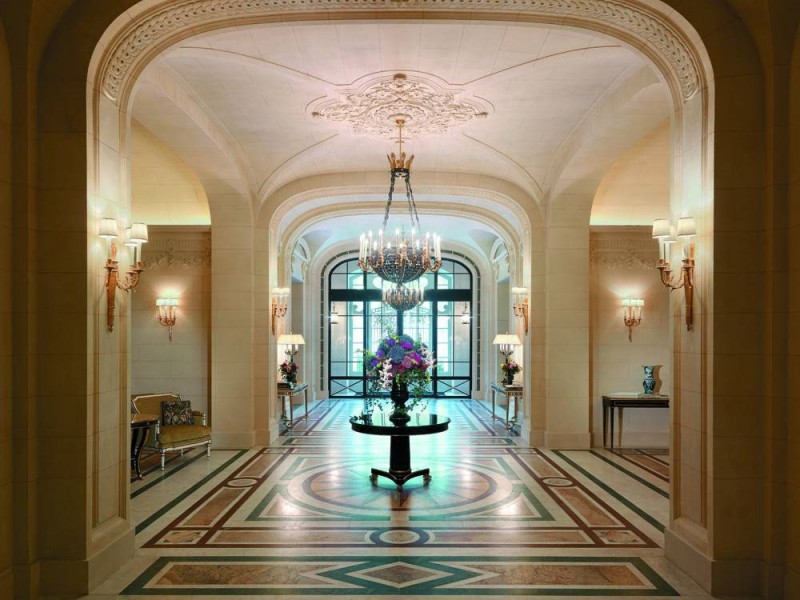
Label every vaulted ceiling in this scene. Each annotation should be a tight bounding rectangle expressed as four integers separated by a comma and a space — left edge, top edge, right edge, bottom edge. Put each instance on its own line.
130, 19, 672, 249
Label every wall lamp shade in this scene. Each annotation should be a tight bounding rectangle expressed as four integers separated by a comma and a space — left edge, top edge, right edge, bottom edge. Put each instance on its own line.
271, 287, 290, 335
156, 298, 178, 341
99, 218, 147, 332
652, 215, 696, 331
622, 298, 644, 342
99, 218, 119, 239
493, 333, 521, 356
511, 287, 529, 335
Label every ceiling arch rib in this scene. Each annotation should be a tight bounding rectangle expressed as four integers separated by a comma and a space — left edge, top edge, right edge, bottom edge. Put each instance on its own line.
544, 64, 671, 204
132, 62, 256, 199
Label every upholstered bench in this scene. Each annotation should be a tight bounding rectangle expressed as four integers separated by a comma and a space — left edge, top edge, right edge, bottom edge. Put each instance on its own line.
131, 393, 211, 470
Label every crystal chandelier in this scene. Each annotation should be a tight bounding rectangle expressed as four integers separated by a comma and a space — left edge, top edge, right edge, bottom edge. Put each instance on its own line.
358, 118, 442, 289
383, 281, 424, 312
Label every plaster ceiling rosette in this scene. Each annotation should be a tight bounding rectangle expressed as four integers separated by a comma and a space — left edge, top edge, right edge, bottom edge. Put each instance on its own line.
308, 72, 492, 138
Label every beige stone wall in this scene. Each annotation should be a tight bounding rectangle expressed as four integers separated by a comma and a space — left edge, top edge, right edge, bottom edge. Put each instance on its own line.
591, 121, 671, 226
131, 230, 211, 414
0, 20, 11, 598
130, 120, 210, 225
589, 228, 670, 447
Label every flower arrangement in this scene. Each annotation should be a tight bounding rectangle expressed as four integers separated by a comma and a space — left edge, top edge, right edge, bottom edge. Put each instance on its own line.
364, 332, 435, 410
279, 359, 298, 385
501, 359, 520, 385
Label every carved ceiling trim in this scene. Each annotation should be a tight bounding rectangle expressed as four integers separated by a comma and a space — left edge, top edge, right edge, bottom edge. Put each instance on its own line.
143, 238, 212, 270
100, 0, 702, 105
308, 72, 491, 138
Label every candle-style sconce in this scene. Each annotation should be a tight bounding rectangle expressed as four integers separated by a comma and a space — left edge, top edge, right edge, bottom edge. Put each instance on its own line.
156, 298, 178, 341
622, 298, 644, 342
330, 303, 339, 325
271, 287, 290, 335
460, 302, 471, 325
99, 218, 148, 332
511, 287, 529, 335
652, 216, 695, 331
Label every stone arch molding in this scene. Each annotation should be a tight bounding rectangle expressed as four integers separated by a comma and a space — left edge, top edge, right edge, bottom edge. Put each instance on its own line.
99, 0, 704, 108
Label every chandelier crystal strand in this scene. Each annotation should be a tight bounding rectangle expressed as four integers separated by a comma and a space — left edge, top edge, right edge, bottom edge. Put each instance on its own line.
358, 118, 442, 295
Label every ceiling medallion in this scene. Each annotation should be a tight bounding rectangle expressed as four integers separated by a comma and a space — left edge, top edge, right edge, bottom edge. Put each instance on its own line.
310, 73, 490, 138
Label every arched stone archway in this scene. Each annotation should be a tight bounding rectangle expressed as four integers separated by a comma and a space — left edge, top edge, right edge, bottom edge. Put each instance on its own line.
21, 1, 775, 597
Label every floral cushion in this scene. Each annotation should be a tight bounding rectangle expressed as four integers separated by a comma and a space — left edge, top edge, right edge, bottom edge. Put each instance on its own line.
161, 399, 195, 426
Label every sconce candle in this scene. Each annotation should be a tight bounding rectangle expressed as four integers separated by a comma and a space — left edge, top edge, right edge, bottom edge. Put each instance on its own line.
652, 216, 696, 331
156, 298, 178, 341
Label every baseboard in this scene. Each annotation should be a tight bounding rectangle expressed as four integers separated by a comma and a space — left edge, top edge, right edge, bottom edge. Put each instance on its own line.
591, 430, 669, 448
543, 431, 591, 449
212, 431, 256, 449
0, 567, 12, 599
39, 518, 135, 596
665, 524, 761, 597
785, 566, 800, 598
531, 428, 545, 447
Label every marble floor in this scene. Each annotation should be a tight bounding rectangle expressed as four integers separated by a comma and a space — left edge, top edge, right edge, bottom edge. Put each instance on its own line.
89, 398, 712, 599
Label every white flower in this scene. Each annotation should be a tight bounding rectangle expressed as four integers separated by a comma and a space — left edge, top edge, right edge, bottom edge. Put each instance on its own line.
379, 359, 393, 390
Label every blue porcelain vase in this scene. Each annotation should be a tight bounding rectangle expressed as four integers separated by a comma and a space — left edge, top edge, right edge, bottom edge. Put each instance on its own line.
642, 365, 656, 395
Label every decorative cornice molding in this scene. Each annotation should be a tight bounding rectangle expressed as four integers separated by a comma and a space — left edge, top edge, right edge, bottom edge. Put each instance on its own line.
309, 72, 490, 138
590, 235, 656, 270
143, 238, 211, 270
100, 0, 701, 104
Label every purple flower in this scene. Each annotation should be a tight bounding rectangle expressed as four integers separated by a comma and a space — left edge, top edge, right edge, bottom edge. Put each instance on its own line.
408, 352, 421, 364
401, 341, 413, 350
386, 338, 395, 347
376, 350, 384, 358
370, 358, 379, 367
401, 356, 413, 369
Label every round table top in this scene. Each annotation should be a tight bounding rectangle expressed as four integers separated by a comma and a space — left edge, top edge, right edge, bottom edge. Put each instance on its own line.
350, 413, 450, 436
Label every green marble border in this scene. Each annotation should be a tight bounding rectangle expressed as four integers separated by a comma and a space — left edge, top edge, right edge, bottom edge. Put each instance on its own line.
135, 450, 249, 534
553, 451, 665, 533
122, 555, 678, 596
589, 451, 669, 499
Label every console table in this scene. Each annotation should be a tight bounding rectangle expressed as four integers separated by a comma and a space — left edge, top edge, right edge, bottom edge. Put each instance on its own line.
278, 382, 309, 428
130, 413, 158, 479
490, 383, 523, 427
350, 413, 450, 489
602, 394, 669, 449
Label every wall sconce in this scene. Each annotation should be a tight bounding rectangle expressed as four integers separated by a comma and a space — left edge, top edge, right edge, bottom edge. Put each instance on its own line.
511, 287, 529, 334
652, 216, 695, 331
460, 302, 471, 324
99, 218, 148, 332
156, 298, 178, 341
330, 303, 339, 325
622, 298, 644, 342
271, 287, 290, 335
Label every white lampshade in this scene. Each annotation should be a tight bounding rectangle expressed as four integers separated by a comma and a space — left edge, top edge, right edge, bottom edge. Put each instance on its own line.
652, 218, 670, 239
278, 333, 305, 348
511, 287, 528, 296
99, 218, 118, 239
622, 298, 632, 307
123, 227, 138, 248
676, 216, 696, 237
156, 298, 178, 307
635, 298, 645, 307
493, 333, 521, 347
129, 222, 149, 244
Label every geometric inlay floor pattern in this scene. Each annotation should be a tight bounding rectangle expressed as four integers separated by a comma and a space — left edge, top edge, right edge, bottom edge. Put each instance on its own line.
88, 398, 712, 598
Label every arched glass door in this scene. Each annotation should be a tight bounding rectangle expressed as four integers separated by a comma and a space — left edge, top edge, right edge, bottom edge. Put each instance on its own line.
328, 258, 472, 398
